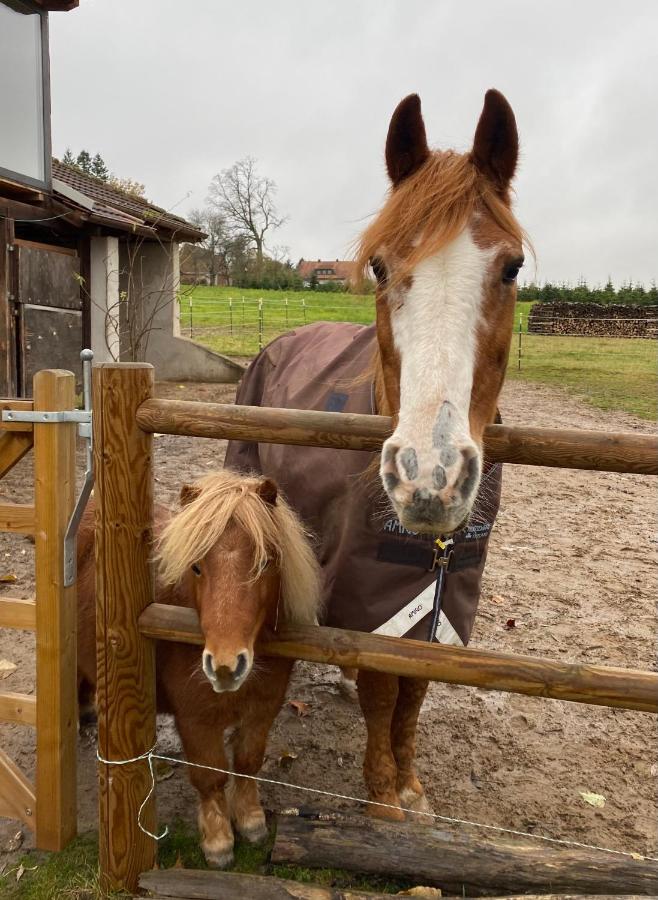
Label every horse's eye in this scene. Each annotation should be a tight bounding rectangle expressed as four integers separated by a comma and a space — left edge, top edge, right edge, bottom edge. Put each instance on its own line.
370, 256, 387, 286
502, 260, 523, 284
191, 563, 202, 577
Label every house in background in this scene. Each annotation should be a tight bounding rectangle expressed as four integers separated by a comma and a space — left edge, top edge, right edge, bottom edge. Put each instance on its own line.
297, 258, 358, 289
0, 0, 243, 396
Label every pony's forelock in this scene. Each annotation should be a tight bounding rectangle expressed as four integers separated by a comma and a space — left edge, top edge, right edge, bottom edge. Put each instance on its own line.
155, 470, 322, 627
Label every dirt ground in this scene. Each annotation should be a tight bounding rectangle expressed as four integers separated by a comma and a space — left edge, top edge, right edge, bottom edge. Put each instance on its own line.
0, 378, 656, 871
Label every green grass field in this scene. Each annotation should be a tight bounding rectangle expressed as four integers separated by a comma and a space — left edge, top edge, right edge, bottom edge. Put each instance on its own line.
180, 287, 657, 420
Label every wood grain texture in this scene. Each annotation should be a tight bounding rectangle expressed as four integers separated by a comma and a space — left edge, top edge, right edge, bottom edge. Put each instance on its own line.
138, 868, 394, 899
0, 431, 33, 478
0, 691, 37, 726
0, 596, 36, 630
0, 399, 34, 432
272, 814, 658, 896
0, 747, 36, 830
0, 502, 36, 533
94, 363, 157, 893
139, 604, 658, 713
33, 369, 77, 851
135, 399, 658, 475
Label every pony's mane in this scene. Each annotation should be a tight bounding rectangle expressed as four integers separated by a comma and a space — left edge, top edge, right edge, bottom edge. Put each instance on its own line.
155, 470, 322, 627
355, 150, 529, 283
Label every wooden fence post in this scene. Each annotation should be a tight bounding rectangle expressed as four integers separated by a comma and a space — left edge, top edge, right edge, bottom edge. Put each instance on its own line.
93, 363, 156, 892
33, 369, 77, 851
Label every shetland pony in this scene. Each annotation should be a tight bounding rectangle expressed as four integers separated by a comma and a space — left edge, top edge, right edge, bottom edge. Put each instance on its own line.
225, 90, 526, 819
76, 470, 321, 867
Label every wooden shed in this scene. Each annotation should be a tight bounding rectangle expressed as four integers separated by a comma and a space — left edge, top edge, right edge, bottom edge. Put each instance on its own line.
0, 0, 243, 396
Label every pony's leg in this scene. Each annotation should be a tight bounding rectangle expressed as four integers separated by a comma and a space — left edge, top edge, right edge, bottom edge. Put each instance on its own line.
77, 676, 96, 729
174, 711, 234, 867
391, 677, 432, 814
228, 663, 291, 843
357, 670, 404, 821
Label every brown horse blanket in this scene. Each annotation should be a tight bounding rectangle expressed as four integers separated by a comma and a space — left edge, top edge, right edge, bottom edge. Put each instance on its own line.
224, 322, 501, 646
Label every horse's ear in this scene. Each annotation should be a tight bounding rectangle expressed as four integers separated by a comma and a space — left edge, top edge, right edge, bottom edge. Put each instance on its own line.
385, 94, 430, 186
471, 89, 518, 190
257, 478, 278, 506
180, 483, 200, 506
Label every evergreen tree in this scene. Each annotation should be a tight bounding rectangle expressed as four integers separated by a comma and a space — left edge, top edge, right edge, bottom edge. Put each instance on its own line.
62, 147, 76, 166
91, 153, 110, 181
76, 150, 93, 174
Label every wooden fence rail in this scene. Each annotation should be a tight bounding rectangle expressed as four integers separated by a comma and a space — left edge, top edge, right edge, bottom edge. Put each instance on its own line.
135, 398, 658, 475
139, 603, 658, 714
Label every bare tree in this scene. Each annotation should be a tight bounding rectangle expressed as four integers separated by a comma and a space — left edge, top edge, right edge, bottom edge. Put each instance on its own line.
188, 207, 230, 285
207, 157, 286, 272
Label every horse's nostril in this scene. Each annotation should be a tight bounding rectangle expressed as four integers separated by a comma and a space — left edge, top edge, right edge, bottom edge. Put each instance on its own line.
234, 651, 249, 681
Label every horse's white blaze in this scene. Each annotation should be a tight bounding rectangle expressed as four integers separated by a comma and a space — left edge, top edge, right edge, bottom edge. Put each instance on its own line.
380, 226, 496, 531
390, 227, 493, 449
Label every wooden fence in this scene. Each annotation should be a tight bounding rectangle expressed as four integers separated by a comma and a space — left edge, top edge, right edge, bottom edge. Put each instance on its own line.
0, 370, 77, 851
92, 362, 658, 893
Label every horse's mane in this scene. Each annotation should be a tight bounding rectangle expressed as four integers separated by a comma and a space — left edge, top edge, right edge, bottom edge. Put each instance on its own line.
355, 150, 529, 283
155, 470, 322, 627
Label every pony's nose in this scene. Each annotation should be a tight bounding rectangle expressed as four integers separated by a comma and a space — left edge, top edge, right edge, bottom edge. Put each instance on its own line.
202, 649, 250, 691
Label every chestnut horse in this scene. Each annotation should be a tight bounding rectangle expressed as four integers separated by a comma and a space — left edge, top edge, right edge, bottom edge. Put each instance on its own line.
77, 470, 321, 867
225, 90, 526, 818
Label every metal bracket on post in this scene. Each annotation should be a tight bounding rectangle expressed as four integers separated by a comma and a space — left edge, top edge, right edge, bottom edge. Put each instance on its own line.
2, 350, 95, 585
63, 350, 94, 585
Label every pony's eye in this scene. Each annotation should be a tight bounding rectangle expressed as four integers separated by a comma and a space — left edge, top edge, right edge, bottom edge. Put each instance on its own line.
191, 563, 202, 577
502, 260, 523, 284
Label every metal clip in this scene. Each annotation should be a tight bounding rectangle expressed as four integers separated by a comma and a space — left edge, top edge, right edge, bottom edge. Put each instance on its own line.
63, 350, 94, 586
430, 548, 453, 572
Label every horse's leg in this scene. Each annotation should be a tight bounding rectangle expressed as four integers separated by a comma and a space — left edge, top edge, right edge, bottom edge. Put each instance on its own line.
228, 661, 292, 843
338, 666, 358, 701
357, 669, 404, 820
173, 706, 234, 867
391, 676, 432, 814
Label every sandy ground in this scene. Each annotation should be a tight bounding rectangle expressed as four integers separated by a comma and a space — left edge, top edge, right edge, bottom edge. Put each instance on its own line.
0, 378, 656, 873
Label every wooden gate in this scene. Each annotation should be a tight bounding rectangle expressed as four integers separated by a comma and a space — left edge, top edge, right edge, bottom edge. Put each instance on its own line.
0, 370, 77, 850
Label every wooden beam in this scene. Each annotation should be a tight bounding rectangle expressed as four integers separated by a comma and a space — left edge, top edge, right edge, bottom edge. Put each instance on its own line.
0, 432, 33, 479
138, 868, 394, 899
0, 502, 36, 534
139, 604, 658, 714
0, 400, 34, 432
0, 691, 37, 726
0, 597, 36, 630
271, 813, 658, 896
135, 399, 658, 476
0, 747, 36, 831
94, 363, 157, 893
33, 369, 77, 852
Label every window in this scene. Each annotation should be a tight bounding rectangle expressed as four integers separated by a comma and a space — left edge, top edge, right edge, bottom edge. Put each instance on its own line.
0, 2, 50, 188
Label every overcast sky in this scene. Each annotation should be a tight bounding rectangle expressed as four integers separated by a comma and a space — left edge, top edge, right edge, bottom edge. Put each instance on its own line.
49, 1, 657, 286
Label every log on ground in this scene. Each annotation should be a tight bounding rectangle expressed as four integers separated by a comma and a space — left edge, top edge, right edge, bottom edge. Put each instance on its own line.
138, 867, 395, 899
271, 814, 658, 896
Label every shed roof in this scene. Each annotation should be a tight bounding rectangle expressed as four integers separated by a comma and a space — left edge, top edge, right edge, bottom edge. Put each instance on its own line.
52, 160, 205, 242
